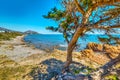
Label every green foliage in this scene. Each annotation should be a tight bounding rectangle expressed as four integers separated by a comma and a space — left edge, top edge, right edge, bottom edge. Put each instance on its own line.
80, 0, 93, 9
43, 6, 79, 42
73, 69, 80, 74
0, 65, 34, 80
105, 75, 119, 80
0, 32, 22, 41
46, 26, 58, 32
43, 7, 65, 21
73, 68, 92, 75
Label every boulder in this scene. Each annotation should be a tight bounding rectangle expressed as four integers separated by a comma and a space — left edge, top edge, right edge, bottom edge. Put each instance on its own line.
51, 72, 90, 80
86, 43, 120, 59
87, 43, 103, 52
81, 49, 110, 65
103, 44, 120, 59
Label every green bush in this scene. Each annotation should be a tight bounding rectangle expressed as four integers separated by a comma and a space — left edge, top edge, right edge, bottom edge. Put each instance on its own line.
0, 32, 22, 41
105, 75, 119, 80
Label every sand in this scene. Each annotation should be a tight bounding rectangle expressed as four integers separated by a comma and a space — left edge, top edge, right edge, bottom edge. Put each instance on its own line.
0, 35, 46, 62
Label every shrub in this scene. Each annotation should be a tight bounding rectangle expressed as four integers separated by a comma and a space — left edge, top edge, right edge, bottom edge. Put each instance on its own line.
0, 32, 22, 41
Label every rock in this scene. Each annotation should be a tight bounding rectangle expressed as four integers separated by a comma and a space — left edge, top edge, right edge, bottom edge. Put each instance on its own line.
103, 44, 120, 59
117, 70, 120, 79
81, 49, 110, 65
75, 74, 89, 80
63, 75, 75, 80
48, 70, 59, 79
82, 43, 120, 64
91, 69, 103, 80
87, 43, 103, 52
51, 77, 56, 80
51, 71, 91, 80
81, 49, 94, 58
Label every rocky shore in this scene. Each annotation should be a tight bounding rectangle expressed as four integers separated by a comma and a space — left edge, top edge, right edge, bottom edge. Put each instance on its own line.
52, 43, 120, 80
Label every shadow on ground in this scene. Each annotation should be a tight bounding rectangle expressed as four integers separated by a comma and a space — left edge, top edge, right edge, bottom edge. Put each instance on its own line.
28, 58, 64, 80
28, 58, 86, 80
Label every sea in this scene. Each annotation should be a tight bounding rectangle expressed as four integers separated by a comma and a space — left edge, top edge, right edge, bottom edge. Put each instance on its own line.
24, 34, 120, 51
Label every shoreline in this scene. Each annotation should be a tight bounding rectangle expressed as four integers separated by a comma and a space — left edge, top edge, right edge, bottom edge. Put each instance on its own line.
0, 35, 47, 62
0, 35, 119, 65
0, 35, 98, 67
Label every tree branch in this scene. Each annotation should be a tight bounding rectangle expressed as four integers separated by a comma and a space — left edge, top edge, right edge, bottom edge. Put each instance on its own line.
63, 30, 70, 44
85, 0, 120, 25
91, 24, 120, 30
94, 16, 114, 26
106, 25, 120, 29
92, 0, 120, 6
74, 0, 85, 15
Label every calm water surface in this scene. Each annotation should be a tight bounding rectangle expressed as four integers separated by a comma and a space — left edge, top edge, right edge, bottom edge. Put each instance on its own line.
24, 34, 120, 51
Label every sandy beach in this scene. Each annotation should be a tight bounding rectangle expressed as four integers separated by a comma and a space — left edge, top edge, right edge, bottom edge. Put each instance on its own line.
0, 35, 47, 62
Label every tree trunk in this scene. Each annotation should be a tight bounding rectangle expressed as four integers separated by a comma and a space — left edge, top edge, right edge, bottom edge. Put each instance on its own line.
63, 4, 93, 72
63, 27, 87, 72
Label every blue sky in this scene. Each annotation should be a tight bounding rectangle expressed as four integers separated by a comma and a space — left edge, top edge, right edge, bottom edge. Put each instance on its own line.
0, 0, 61, 34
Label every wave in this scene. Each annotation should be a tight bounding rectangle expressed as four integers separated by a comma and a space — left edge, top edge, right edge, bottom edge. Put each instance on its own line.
59, 44, 67, 47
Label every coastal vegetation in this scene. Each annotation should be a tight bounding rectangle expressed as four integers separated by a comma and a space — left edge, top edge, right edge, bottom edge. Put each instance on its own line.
0, 55, 32, 80
0, 32, 22, 41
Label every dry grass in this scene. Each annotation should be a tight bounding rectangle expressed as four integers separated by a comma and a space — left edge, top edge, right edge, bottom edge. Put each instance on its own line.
0, 55, 38, 80
4, 44, 14, 50
0, 32, 22, 41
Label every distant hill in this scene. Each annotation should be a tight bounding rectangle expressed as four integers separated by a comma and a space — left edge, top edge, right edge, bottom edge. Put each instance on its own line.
0, 27, 13, 32
24, 30, 39, 34
0, 27, 23, 41
0, 27, 39, 35
0, 27, 22, 33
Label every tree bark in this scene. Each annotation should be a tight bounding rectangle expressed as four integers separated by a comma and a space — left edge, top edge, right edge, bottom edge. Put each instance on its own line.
63, 27, 87, 72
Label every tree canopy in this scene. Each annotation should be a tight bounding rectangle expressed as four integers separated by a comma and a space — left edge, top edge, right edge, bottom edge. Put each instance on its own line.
44, 0, 120, 44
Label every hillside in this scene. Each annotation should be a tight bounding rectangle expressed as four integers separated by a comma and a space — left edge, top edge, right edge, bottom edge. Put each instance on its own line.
0, 27, 22, 33
0, 27, 23, 41
24, 30, 39, 34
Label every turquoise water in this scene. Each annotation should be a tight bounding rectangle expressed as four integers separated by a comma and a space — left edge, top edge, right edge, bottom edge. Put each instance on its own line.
24, 34, 120, 51
24, 34, 67, 50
